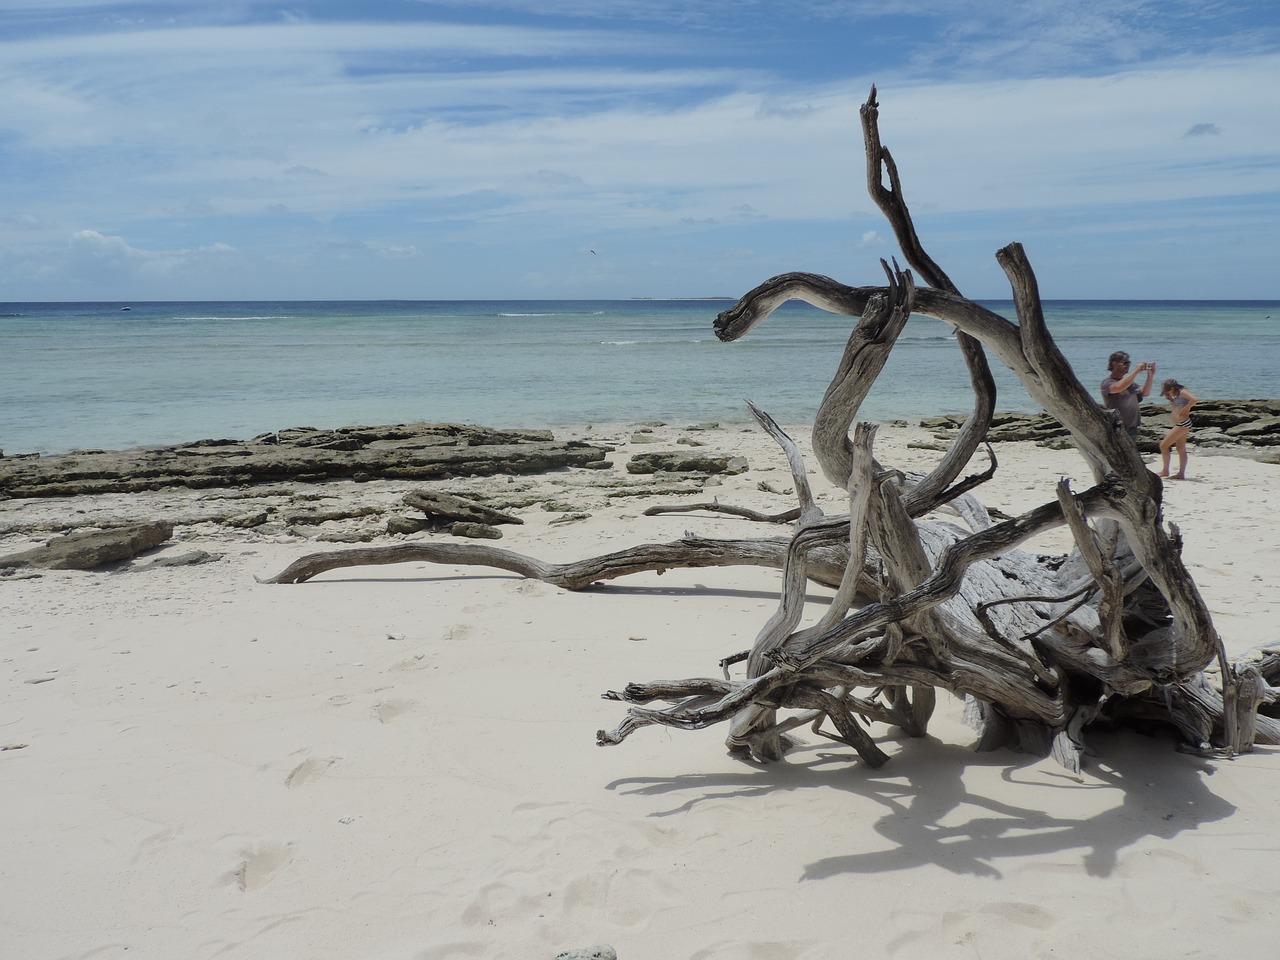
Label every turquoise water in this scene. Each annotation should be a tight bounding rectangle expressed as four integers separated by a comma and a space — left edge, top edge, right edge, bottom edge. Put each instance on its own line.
1, 299, 1276, 455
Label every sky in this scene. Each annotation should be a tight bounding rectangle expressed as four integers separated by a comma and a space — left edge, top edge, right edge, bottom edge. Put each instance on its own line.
1, 1, 1278, 301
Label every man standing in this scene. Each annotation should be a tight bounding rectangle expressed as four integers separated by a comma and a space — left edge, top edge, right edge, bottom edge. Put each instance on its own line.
1101, 351, 1156, 440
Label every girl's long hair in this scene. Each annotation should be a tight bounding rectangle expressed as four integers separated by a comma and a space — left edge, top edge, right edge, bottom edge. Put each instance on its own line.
1161, 377, 1185, 396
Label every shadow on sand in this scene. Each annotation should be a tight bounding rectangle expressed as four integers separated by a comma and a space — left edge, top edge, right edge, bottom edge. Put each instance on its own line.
608, 727, 1242, 880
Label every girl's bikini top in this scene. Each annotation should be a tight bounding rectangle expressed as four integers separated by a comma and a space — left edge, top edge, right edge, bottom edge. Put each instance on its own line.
1171, 393, 1190, 408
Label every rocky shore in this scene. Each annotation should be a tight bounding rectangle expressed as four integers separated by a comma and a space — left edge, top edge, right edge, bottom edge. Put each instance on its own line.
2, 404, 1275, 572
5, 400, 1274, 502
0, 421, 754, 570
921, 398, 1280, 460
0, 422, 612, 499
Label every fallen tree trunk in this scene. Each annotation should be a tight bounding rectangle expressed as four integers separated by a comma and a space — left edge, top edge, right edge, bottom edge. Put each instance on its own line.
260, 535, 855, 591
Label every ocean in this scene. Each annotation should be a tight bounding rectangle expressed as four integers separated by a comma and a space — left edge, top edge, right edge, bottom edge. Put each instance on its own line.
1, 299, 1276, 456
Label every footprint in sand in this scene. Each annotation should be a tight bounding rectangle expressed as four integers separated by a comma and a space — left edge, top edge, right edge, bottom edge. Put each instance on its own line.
374, 698, 413, 724
233, 840, 295, 891
284, 756, 337, 788
389, 653, 430, 672
131, 826, 178, 864
977, 900, 1055, 929
560, 867, 674, 927
507, 579, 548, 597
460, 880, 550, 927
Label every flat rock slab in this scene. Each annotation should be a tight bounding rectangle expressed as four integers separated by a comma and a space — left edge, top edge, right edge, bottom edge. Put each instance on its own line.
1226, 414, 1280, 438
626, 451, 748, 475
145, 549, 222, 568
0, 521, 174, 570
450, 522, 503, 539
403, 490, 523, 526
921, 399, 1280, 449
0, 423, 610, 498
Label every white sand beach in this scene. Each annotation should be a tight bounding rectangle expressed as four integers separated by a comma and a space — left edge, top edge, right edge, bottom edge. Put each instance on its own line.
3, 423, 1278, 960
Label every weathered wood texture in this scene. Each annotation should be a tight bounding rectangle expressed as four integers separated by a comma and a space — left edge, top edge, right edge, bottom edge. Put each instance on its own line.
600, 86, 1251, 767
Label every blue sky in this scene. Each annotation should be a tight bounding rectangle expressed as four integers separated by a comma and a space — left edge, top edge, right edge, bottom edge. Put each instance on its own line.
2, 1, 1278, 301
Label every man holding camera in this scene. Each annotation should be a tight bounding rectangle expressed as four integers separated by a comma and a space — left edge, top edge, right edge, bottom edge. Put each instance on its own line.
1101, 351, 1156, 441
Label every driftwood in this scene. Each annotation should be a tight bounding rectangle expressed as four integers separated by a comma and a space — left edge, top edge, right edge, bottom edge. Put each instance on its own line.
266, 86, 1278, 771
261, 535, 851, 591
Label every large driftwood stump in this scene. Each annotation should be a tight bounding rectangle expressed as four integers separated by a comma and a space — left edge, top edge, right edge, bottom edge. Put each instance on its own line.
267, 87, 1279, 772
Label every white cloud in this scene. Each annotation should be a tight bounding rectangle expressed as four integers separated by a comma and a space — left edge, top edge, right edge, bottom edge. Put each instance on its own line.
371, 243, 424, 260
0, 19, 686, 64
1, 4, 1277, 298
63, 229, 242, 285
70, 229, 142, 262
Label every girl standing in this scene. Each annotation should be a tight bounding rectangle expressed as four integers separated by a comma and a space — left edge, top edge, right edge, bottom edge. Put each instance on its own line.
1158, 378, 1198, 480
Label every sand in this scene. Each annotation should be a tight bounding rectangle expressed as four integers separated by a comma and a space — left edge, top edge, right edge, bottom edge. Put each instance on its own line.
2, 423, 1278, 959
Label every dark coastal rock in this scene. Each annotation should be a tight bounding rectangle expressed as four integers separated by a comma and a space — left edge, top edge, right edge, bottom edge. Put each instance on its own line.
0, 521, 173, 570
225, 510, 270, 529
283, 505, 381, 525
316, 528, 379, 543
386, 515, 432, 536
402, 490, 523, 526
146, 550, 221, 568
626, 451, 749, 475
1225, 414, 1280, 439
923, 400, 1280, 452
0, 423, 611, 499
604, 480, 706, 498
450, 521, 502, 539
